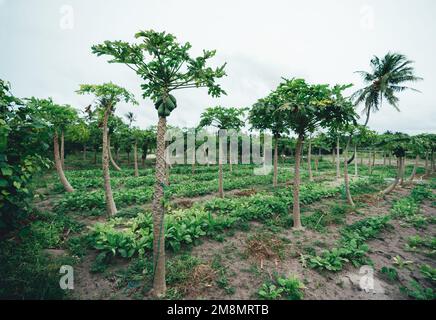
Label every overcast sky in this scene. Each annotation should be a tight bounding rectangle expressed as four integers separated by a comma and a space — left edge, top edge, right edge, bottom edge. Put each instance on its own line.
1, 0, 435, 134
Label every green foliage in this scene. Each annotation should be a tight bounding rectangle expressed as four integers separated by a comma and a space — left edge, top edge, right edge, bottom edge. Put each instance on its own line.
380, 267, 399, 282
352, 52, 422, 125
420, 264, 436, 283
92, 30, 226, 118
0, 80, 52, 231
400, 280, 435, 300
305, 216, 390, 272
258, 275, 305, 300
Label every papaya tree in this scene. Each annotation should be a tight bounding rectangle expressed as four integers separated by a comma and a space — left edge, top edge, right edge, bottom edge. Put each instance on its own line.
68, 118, 90, 161
76, 83, 137, 216
249, 94, 289, 187
131, 127, 144, 177
198, 106, 246, 197
30, 98, 77, 193
92, 30, 226, 296
141, 128, 156, 167
107, 115, 124, 171
276, 79, 353, 229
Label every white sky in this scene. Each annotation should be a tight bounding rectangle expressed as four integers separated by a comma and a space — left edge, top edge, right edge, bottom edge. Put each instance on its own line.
1, 0, 435, 134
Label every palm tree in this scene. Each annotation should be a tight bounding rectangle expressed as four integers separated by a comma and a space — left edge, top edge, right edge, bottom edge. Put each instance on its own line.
352, 52, 422, 126
125, 112, 136, 127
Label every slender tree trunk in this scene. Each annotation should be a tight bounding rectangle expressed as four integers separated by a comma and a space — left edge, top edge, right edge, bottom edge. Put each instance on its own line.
152, 116, 167, 297
408, 155, 419, 181
389, 153, 392, 166
332, 149, 335, 165
134, 142, 139, 177
218, 138, 224, 198
53, 131, 74, 193
273, 137, 278, 187
307, 139, 313, 182
424, 151, 429, 176
372, 151, 376, 167
383, 152, 386, 166
108, 136, 122, 171
102, 109, 117, 216
315, 157, 319, 173
60, 130, 65, 169
192, 147, 196, 175
83, 145, 87, 161
369, 150, 373, 175
400, 156, 406, 186
354, 145, 358, 177
336, 136, 340, 179
229, 142, 233, 173
343, 138, 354, 206
292, 135, 304, 230
382, 157, 401, 195
432, 150, 435, 173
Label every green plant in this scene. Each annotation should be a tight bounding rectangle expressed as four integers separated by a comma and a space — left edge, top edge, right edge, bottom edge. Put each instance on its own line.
277, 276, 305, 300
258, 283, 284, 299
380, 266, 399, 282
420, 264, 436, 282
392, 255, 414, 269
400, 280, 435, 300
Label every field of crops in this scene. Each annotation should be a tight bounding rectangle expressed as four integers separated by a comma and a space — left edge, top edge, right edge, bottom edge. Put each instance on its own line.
2, 156, 434, 301
2, 2, 435, 307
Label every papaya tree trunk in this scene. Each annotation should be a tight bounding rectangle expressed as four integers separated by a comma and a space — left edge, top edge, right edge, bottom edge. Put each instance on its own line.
108, 136, 122, 172
192, 147, 196, 175
273, 137, 278, 187
354, 145, 358, 177
400, 156, 406, 186
389, 153, 392, 166
229, 142, 232, 173
53, 131, 74, 193
425, 151, 429, 176
336, 137, 340, 179
152, 116, 167, 297
218, 139, 224, 198
372, 151, 376, 167
382, 157, 401, 195
432, 150, 435, 173
343, 138, 354, 206
292, 135, 304, 230
308, 139, 313, 182
102, 108, 117, 216
134, 142, 139, 177
60, 130, 65, 169
332, 148, 335, 165
408, 155, 419, 181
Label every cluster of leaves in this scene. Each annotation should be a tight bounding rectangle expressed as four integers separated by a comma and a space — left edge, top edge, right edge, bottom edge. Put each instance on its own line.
391, 185, 433, 229
304, 215, 391, 271
0, 80, 52, 232
258, 275, 305, 300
